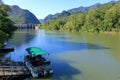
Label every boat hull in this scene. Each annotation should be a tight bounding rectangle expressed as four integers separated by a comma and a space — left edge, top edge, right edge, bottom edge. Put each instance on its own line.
24, 55, 53, 78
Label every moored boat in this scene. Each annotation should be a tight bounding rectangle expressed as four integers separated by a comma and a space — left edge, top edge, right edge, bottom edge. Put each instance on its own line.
24, 47, 53, 78
0, 48, 14, 53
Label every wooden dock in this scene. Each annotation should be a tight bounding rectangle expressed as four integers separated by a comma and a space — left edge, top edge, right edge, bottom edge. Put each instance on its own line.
0, 62, 30, 79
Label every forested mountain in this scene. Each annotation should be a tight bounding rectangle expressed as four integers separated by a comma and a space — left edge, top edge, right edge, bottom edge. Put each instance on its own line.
8, 5, 40, 24
67, 3, 101, 14
41, 1, 120, 32
42, 3, 101, 23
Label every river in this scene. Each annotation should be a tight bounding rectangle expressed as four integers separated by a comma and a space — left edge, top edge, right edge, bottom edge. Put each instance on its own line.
4, 29, 120, 80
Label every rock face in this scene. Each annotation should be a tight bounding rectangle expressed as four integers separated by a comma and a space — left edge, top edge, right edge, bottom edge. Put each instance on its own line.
43, 3, 101, 22
8, 5, 40, 24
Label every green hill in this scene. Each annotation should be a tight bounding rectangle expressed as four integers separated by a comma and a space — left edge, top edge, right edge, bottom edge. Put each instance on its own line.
42, 3, 101, 23
8, 5, 40, 24
41, 1, 120, 32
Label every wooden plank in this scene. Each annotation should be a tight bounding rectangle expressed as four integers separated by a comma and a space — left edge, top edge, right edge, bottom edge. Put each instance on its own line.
4, 70, 12, 76
0, 62, 30, 77
15, 66, 24, 75
0, 67, 4, 76
21, 65, 27, 74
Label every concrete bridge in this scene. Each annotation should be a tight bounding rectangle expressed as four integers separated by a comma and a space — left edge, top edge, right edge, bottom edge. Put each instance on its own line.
17, 24, 39, 30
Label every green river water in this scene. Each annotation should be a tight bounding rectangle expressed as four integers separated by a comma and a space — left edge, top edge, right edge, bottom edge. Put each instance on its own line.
4, 30, 120, 80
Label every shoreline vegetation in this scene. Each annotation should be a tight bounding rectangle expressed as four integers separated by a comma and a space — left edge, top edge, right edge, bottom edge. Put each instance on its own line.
39, 1, 120, 33
0, 0, 17, 48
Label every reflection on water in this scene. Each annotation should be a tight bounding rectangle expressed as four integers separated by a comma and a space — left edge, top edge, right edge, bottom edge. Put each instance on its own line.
7, 30, 37, 47
3, 30, 120, 80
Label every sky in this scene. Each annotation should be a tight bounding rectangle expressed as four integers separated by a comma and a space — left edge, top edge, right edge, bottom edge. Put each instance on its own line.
3, 0, 118, 19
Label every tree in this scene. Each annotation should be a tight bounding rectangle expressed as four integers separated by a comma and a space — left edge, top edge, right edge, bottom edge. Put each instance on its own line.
103, 2, 120, 31
0, 30, 8, 47
41, 1, 120, 32
0, 0, 16, 47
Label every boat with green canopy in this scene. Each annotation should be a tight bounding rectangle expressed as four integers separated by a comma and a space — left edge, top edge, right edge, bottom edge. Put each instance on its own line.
24, 47, 53, 78
26, 47, 48, 57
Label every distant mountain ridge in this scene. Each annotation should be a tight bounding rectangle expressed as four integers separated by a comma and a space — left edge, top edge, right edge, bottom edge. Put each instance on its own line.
42, 3, 101, 23
67, 3, 101, 13
8, 5, 40, 24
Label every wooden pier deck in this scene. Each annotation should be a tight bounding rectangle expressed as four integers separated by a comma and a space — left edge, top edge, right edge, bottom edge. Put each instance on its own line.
0, 62, 30, 79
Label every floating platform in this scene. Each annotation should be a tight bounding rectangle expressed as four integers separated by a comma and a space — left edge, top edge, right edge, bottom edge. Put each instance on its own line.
0, 62, 30, 79
0, 48, 14, 53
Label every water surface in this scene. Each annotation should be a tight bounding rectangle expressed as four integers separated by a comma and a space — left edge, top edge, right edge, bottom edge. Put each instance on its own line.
5, 30, 120, 80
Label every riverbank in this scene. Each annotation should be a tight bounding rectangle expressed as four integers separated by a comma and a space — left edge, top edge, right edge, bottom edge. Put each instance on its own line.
39, 27, 120, 34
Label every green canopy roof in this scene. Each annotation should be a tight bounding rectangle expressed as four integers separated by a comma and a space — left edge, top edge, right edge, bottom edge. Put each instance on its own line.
26, 47, 48, 57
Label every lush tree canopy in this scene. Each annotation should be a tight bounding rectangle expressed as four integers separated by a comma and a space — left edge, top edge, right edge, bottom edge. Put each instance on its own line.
0, 0, 16, 47
40, 2, 120, 33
